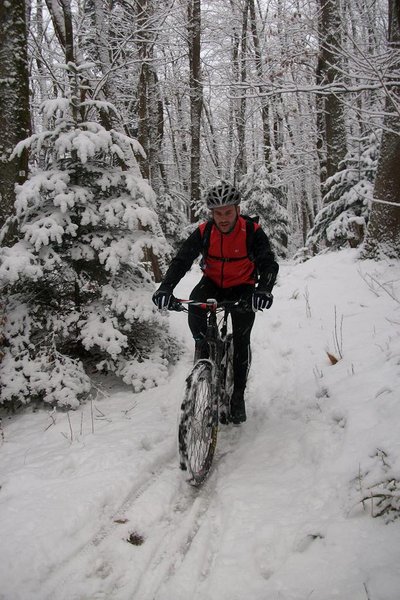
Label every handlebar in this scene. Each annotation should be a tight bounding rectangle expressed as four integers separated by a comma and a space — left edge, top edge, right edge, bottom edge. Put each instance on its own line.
168, 297, 253, 313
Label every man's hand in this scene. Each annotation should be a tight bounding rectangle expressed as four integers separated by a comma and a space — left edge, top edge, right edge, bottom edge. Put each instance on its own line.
252, 289, 273, 311
152, 285, 173, 310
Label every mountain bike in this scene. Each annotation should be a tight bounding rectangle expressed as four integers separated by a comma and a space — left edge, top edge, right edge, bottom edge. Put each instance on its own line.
169, 297, 250, 486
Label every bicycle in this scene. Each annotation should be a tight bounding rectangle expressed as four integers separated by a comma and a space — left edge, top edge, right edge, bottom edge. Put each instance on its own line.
169, 297, 251, 486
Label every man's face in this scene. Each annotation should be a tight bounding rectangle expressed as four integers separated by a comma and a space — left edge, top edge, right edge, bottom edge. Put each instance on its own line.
212, 205, 240, 233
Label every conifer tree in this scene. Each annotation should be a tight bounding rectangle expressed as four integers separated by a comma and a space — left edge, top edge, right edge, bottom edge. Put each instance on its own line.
0, 65, 176, 408
306, 132, 379, 252
240, 166, 289, 258
156, 192, 189, 250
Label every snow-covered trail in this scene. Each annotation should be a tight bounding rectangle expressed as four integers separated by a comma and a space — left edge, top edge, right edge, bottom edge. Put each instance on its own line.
1, 251, 400, 600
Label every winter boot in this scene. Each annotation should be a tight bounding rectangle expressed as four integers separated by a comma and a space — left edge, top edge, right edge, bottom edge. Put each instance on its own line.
230, 388, 246, 424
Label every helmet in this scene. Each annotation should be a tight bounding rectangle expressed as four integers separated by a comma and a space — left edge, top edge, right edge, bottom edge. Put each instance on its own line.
206, 183, 241, 209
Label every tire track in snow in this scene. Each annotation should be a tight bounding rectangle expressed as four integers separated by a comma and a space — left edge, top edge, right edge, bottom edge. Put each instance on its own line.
40, 443, 177, 600
127, 426, 242, 600
41, 390, 244, 599
128, 467, 218, 599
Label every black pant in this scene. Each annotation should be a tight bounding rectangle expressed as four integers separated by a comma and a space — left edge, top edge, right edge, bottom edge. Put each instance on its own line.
188, 277, 255, 391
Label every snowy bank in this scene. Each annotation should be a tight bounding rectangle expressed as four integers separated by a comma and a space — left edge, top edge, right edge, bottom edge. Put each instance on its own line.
1, 249, 399, 600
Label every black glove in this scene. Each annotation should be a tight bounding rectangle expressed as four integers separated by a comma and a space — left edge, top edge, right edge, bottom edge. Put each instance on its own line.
152, 285, 174, 310
252, 289, 273, 311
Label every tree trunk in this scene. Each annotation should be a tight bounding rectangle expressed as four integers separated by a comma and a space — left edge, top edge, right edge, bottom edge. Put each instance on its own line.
315, 54, 327, 185
203, 101, 222, 177
235, 0, 249, 180
89, 0, 121, 130
0, 0, 31, 234
248, 0, 271, 169
135, 0, 164, 193
35, 0, 49, 123
363, 0, 400, 258
317, 0, 347, 180
226, 1, 240, 180
188, 0, 203, 220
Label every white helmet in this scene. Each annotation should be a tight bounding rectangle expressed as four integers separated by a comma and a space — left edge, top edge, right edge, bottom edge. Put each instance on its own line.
206, 183, 241, 209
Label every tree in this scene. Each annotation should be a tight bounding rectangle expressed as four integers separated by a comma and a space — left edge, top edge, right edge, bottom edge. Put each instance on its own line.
0, 0, 31, 234
248, 0, 271, 169
188, 0, 203, 219
135, 0, 165, 195
306, 132, 380, 251
0, 77, 176, 408
241, 165, 289, 258
363, 0, 400, 258
235, 0, 249, 180
316, 0, 348, 180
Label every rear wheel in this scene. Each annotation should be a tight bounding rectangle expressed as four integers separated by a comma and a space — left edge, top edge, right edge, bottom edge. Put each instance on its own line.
178, 360, 218, 486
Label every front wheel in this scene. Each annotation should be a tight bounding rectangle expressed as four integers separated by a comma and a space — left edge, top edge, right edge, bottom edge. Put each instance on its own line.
178, 360, 218, 486
220, 334, 234, 424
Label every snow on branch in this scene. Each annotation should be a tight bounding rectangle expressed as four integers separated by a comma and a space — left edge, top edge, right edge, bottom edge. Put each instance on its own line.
0, 242, 43, 285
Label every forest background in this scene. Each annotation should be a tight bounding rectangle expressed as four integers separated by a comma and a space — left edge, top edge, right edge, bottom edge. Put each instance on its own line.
0, 0, 399, 408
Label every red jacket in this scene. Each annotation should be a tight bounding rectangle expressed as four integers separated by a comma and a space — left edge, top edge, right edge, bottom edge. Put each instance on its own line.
199, 217, 258, 288
162, 215, 278, 292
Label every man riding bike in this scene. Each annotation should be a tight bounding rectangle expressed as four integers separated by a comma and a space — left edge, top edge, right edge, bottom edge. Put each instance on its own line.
152, 182, 279, 424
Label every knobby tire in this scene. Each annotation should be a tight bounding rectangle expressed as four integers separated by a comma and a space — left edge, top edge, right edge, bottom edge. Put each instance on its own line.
220, 334, 234, 424
179, 360, 218, 486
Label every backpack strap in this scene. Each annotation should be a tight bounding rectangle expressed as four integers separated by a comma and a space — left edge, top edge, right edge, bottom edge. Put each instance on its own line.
245, 216, 256, 261
200, 220, 213, 255
199, 220, 213, 270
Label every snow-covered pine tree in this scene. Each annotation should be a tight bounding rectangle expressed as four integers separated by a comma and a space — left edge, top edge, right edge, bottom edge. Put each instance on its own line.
240, 166, 289, 258
0, 64, 177, 408
156, 191, 190, 250
189, 189, 209, 225
306, 132, 380, 252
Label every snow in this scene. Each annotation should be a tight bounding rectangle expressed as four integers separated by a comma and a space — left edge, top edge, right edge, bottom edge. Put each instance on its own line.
1, 249, 400, 600
0, 242, 43, 284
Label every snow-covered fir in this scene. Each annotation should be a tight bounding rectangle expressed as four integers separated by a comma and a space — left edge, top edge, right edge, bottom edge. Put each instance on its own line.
1, 251, 399, 599
156, 191, 189, 250
0, 77, 176, 408
306, 132, 380, 253
240, 165, 290, 258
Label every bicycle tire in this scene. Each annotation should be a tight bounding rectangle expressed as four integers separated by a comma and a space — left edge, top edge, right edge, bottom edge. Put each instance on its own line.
220, 333, 234, 424
178, 360, 218, 486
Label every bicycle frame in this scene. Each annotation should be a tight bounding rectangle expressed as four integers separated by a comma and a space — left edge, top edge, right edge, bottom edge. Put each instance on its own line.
175, 298, 233, 375
204, 302, 228, 356
203, 303, 232, 413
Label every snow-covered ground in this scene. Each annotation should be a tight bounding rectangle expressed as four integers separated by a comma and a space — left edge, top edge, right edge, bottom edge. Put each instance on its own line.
1, 249, 400, 600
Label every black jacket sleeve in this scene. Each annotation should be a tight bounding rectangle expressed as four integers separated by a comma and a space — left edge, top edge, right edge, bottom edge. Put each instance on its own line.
161, 227, 203, 289
253, 228, 279, 292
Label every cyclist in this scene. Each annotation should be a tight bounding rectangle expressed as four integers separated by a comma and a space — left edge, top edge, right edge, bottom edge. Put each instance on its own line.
152, 182, 279, 424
